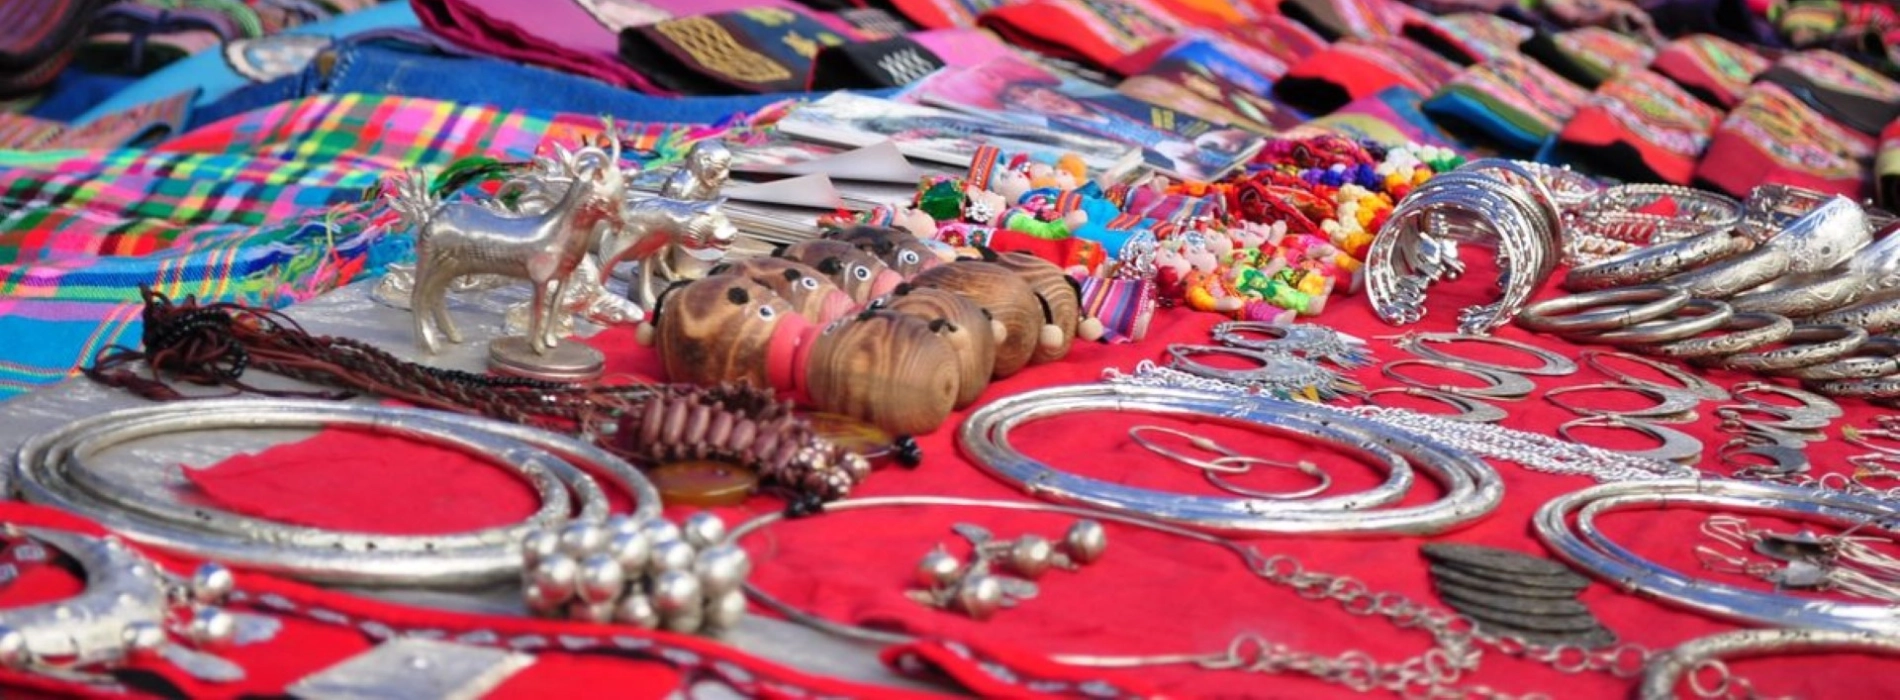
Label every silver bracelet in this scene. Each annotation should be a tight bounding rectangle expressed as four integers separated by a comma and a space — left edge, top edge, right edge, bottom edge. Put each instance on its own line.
1777, 335, 1900, 381
1708, 323, 1868, 373
958, 384, 1502, 535
15, 400, 660, 587
1562, 229, 1751, 292
1635, 312, 1793, 359
1807, 292, 1900, 334
1661, 246, 1793, 299
1515, 286, 1691, 334
1574, 300, 1735, 346
1534, 479, 1900, 634
1727, 270, 1871, 318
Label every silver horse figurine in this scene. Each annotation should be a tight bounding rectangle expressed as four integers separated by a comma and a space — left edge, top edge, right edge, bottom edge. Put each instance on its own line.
389, 139, 628, 355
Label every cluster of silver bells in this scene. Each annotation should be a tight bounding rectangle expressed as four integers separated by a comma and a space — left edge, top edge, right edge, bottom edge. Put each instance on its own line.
519, 512, 749, 635
909, 520, 1106, 620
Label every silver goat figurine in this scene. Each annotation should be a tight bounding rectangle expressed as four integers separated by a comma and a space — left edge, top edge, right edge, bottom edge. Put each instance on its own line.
388, 139, 628, 355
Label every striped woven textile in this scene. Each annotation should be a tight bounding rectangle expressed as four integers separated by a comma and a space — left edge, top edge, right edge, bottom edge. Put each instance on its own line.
0, 92, 707, 400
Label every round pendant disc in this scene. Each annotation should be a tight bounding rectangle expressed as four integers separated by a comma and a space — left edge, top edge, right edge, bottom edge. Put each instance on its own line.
488, 336, 605, 382
651, 461, 758, 507
803, 412, 893, 460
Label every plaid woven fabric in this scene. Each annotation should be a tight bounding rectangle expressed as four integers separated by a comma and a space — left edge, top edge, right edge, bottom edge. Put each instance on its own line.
0, 92, 708, 400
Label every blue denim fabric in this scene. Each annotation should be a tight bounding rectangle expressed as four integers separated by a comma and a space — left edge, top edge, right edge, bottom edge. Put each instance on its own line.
72, 2, 418, 125
192, 41, 897, 128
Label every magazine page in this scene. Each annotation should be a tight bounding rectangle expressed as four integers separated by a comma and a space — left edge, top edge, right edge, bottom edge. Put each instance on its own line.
775, 92, 1142, 180
914, 56, 1265, 181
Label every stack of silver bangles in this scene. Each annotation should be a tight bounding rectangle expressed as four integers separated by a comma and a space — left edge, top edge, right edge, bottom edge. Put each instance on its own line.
1367, 159, 1564, 335
1525, 190, 1900, 398
11, 399, 662, 588
1534, 479, 1900, 634
1566, 184, 1743, 265
959, 384, 1505, 535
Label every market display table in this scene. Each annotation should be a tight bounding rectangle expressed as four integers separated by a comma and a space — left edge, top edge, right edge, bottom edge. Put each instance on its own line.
2, 262, 1895, 697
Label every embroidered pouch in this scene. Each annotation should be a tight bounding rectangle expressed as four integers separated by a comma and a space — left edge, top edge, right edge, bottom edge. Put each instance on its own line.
1756, 49, 1900, 135
1274, 36, 1458, 115
1520, 26, 1655, 88
1292, 85, 1467, 150
809, 36, 944, 89
1402, 13, 1534, 65
1693, 81, 1876, 199
976, 0, 1179, 71
1277, 0, 1417, 41
619, 7, 852, 94
1554, 68, 1723, 184
1649, 33, 1769, 108
1423, 53, 1589, 154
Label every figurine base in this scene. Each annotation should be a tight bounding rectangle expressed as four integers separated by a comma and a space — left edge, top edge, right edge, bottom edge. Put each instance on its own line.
487, 336, 605, 383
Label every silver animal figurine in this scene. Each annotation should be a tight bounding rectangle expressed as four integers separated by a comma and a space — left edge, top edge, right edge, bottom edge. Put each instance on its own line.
599, 196, 739, 312
660, 140, 732, 200
389, 138, 628, 355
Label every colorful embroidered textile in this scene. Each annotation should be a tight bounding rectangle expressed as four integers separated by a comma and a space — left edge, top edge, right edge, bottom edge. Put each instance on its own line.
618, 7, 855, 94
1403, 12, 1534, 64
0, 0, 110, 96
1520, 26, 1655, 88
1756, 49, 1900, 135
1879, 117, 1900, 209
1293, 85, 1466, 149
1555, 68, 1723, 184
1423, 53, 1588, 153
976, 0, 1181, 71
1649, 33, 1769, 108
1277, 0, 1420, 40
1274, 36, 1459, 114
1693, 81, 1876, 198
0, 92, 700, 399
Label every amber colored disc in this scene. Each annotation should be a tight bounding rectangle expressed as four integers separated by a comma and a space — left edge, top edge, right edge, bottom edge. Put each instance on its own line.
650, 461, 759, 507
803, 412, 894, 459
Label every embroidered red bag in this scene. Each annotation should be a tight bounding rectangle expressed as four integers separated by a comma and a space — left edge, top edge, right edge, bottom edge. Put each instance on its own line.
1649, 33, 1769, 108
1693, 82, 1876, 199
1554, 69, 1723, 184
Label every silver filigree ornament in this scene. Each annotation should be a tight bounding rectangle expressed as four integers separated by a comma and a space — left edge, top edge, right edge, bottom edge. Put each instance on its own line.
0, 530, 274, 686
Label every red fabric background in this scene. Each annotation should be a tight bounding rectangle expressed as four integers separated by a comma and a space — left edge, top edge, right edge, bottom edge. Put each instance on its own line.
106, 251, 1900, 697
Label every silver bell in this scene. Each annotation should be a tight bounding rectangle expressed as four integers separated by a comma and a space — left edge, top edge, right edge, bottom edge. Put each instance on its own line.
691, 545, 750, 597
954, 575, 1003, 621
650, 570, 704, 615
607, 530, 652, 572
188, 607, 236, 646
1063, 520, 1107, 564
649, 539, 697, 575
567, 599, 617, 624
576, 554, 627, 605
915, 548, 962, 589
1007, 535, 1054, 579
527, 555, 581, 602
614, 593, 661, 629
603, 513, 642, 537
703, 589, 747, 633
519, 529, 561, 567
190, 562, 235, 604
638, 518, 682, 546
681, 512, 728, 549
558, 521, 609, 559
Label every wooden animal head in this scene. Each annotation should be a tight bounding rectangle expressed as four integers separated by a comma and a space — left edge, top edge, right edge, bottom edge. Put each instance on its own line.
709, 257, 856, 324
910, 260, 1042, 378
826, 225, 944, 278
880, 286, 997, 408
779, 239, 903, 303
656, 274, 799, 387
991, 252, 1079, 364
806, 309, 961, 435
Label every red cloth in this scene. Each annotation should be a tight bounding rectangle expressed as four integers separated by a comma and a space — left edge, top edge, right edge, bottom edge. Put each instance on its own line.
128, 249, 1900, 696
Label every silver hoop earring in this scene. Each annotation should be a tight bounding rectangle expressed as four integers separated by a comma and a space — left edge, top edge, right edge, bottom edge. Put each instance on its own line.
1557, 416, 1704, 464
1389, 332, 1578, 376
1732, 381, 1843, 421
1581, 350, 1729, 401
1545, 383, 1703, 423
1381, 359, 1537, 400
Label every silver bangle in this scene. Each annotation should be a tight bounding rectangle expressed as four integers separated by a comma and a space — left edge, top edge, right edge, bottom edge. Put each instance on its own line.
1777, 335, 1900, 381
1581, 350, 1730, 401
1754, 194, 1871, 274
1707, 323, 1868, 373
1391, 331, 1579, 376
1661, 246, 1793, 299
1562, 229, 1751, 292
1534, 479, 1900, 634
14, 399, 660, 587
958, 384, 1502, 535
1514, 286, 1691, 334
1806, 292, 1900, 334
1727, 270, 1871, 318
1634, 312, 1794, 359
1576, 299, 1735, 345
1803, 375, 1900, 399
1381, 359, 1538, 400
